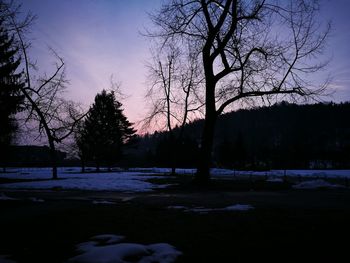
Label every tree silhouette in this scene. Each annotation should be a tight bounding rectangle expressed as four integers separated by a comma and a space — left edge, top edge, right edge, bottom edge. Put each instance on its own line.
144, 43, 204, 175
2, 1, 85, 179
77, 90, 136, 171
134, 102, 350, 170
0, 19, 24, 171
148, 0, 330, 183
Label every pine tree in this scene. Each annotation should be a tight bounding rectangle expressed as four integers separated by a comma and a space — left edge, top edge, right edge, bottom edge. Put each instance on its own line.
0, 19, 24, 170
77, 90, 136, 171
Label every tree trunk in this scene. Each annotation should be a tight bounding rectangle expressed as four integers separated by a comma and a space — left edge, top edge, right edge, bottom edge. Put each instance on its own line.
169, 131, 177, 176
194, 111, 216, 184
96, 161, 100, 172
81, 157, 85, 173
194, 76, 217, 184
48, 137, 58, 180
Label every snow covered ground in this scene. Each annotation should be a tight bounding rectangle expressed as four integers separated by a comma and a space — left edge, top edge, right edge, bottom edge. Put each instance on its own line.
68, 234, 182, 263
0, 167, 349, 192
0, 167, 170, 192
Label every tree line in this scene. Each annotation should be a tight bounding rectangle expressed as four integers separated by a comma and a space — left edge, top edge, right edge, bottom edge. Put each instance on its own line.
130, 102, 350, 170
4, 101, 350, 171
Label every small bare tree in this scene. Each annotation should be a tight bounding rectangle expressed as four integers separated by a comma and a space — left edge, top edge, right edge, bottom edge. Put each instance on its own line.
144, 42, 204, 173
2, 1, 85, 179
144, 43, 204, 132
148, 0, 331, 183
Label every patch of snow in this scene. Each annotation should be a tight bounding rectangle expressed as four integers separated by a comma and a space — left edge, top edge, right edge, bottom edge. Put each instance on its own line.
29, 197, 45, 203
210, 168, 236, 175
266, 178, 284, 183
120, 196, 135, 202
172, 168, 196, 174
293, 179, 344, 190
223, 204, 254, 211
0, 193, 17, 201
68, 234, 182, 263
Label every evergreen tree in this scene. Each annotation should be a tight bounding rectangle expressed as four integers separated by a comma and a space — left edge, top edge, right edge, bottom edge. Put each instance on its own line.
0, 19, 24, 170
77, 90, 136, 171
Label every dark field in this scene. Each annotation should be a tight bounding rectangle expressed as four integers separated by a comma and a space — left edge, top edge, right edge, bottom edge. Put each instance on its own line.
1, 177, 350, 263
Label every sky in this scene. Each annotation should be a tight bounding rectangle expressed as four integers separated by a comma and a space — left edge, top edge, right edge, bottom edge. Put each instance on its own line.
21, 0, 162, 126
20, 0, 350, 127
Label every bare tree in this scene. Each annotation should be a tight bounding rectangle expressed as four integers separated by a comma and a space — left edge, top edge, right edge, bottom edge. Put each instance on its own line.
143, 42, 204, 173
2, 1, 85, 179
148, 0, 330, 183
144, 43, 204, 132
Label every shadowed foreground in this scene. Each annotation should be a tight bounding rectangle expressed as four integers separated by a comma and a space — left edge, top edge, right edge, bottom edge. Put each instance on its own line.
1, 184, 350, 262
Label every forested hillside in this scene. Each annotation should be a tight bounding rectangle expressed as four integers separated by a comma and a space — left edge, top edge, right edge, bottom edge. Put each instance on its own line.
129, 102, 350, 169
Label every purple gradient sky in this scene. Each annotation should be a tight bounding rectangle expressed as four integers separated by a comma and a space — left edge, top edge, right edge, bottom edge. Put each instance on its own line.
22, 0, 350, 125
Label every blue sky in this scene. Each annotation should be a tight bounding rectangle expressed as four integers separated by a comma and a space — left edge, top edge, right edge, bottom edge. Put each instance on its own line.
21, 0, 350, 124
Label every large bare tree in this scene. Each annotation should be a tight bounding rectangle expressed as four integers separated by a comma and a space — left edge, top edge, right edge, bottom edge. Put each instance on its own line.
1, 0, 85, 179
148, 0, 330, 183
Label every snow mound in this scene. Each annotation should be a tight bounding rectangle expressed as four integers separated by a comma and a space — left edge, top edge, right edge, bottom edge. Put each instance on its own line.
293, 179, 344, 190
68, 234, 182, 263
